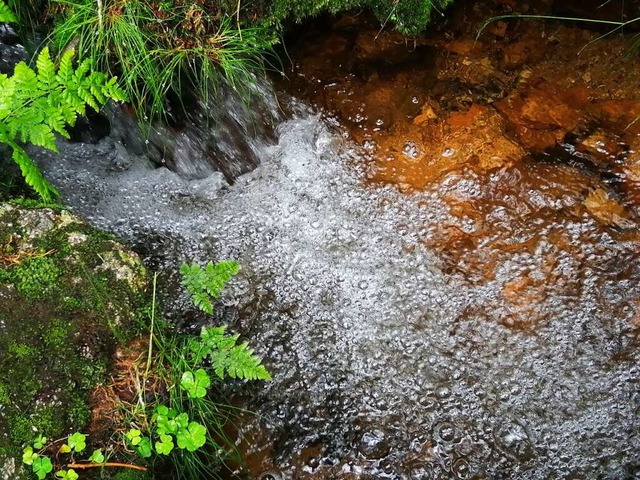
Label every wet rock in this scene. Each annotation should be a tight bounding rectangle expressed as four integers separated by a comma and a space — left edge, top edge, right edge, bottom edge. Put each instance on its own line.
0, 24, 25, 74
0, 204, 148, 479
358, 430, 391, 459
355, 30, 423, 63
594, 100, 640, 134
107, 76, 281, 183
495, 80, 590, 151
444, 38, 482, 56
582, 188, 634, 227
412, 99, 439, 125
573, 129, 626, 167
373, 104, 523, 188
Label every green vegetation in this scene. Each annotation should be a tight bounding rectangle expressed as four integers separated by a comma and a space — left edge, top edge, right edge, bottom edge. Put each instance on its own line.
5, 257, 270, 479
0, 203, 149, 478
122, 261, 270, 479
266, 0, 454, 35
180, 260, 239, 315
1, 0, 454, 122
0, 0, 15, 22
0, 45, 126, 201
50, 0, 271, 119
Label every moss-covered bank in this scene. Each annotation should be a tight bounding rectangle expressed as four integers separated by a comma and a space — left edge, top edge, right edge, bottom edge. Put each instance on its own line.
0, 202, 149, 479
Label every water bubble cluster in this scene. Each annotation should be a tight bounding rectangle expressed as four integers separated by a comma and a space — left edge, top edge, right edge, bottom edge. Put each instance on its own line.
35, 97, 640, 478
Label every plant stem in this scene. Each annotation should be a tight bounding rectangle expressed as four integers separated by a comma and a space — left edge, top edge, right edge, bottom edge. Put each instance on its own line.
144, 272, 158, 381
66, 462, 148, 472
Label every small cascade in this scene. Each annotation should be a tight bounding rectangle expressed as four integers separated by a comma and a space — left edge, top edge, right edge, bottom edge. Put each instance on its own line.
107, 77, 283, 182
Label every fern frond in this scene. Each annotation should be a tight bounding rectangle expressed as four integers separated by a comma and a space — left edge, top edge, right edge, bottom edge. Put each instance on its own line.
192, 326, 271, 381
180, 261, 240, 315
57, 49, 76, 85
9, 143, 58, 202
36, 47, 57, 89
0, 47, 127, 200
0, 0, 16, 23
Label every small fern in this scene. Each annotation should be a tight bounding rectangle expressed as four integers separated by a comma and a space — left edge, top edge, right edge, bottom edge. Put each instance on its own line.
180, 261, 240, 315
188, 326, 271, 381
0, 0, 16, 23
0, 46, 126, 201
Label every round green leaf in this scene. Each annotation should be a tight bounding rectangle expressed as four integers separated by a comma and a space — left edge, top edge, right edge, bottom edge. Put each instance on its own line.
135, 437, 153, 458
88, 449, 105, 464
176, 422, 207, 452
22, 446, 37, 465
32, 456, 52, 480
67, 432, 86, 452
180, 369, 211, 398
155, 434, 174, 455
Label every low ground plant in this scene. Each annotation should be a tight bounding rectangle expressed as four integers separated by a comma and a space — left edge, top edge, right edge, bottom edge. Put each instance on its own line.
19, 261, 270, 479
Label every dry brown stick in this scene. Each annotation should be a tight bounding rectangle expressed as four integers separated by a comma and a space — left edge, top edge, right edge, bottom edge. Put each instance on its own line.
66, 462, 147, 472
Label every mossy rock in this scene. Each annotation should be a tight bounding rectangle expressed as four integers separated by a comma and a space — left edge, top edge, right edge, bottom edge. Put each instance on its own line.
0, 203, 149, 479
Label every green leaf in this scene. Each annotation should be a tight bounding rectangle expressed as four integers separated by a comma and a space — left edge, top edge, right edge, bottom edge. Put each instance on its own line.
125, 428, 142, 446
36, 47, 57, 89
176, 422, 207, 452
56, 469, 79, 480
67, 432, 86, 452
0, 46, 125, 201
0, 1, 17, 23
180, 369, 211, 398
153, 405, 180, 435
32, 456, 53, 480
135, 437, 153, 458
174, 413, 189, 430
88, 449, 105, 464
191, 326, 272, 381
155, 434, 174, 455
180, 261, 239, 314
33, 434, 48, 450
22, 446, 38, 465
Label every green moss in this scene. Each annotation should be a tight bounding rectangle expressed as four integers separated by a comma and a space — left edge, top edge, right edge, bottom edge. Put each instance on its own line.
111, 471, 154, 480
0, 204, 150, 469
15, 256, 61, 299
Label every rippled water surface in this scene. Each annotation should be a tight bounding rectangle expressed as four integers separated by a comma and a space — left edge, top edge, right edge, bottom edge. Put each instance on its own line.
34, 94, 640, 478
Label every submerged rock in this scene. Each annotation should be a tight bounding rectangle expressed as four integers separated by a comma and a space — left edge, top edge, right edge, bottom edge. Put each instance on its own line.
0, 203, 148, 479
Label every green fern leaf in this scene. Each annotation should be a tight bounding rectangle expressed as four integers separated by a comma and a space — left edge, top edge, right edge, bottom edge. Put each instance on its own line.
10, 144, 58, 201
36, 47, 58, 89
0, 47, 126, 201
193, 292, 213, 315
27, 123, 58, 151
12, 62, 39, 98
180, 261, 239, 314
0, 1, 16, 23
227, 343, 271, 380
57, 49, 76, 85
191, 325, 271, 381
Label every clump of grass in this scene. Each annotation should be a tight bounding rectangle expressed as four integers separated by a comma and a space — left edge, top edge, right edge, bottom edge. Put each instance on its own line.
50, 0, 273, 120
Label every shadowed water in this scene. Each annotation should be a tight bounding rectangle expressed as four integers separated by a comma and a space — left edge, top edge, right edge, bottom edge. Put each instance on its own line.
34, 94, 640, 478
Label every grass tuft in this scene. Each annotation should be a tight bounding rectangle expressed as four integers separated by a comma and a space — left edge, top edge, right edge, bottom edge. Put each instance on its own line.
50, 0, 272, 121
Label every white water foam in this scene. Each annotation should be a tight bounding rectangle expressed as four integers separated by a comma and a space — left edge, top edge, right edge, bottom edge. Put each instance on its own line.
34, 103, 640, 479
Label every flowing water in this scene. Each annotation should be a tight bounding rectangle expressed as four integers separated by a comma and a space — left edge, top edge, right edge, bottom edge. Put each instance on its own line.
31, 4, 640, 478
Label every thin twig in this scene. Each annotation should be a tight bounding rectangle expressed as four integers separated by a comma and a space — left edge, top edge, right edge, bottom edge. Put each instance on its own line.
66, 462, 147, 472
